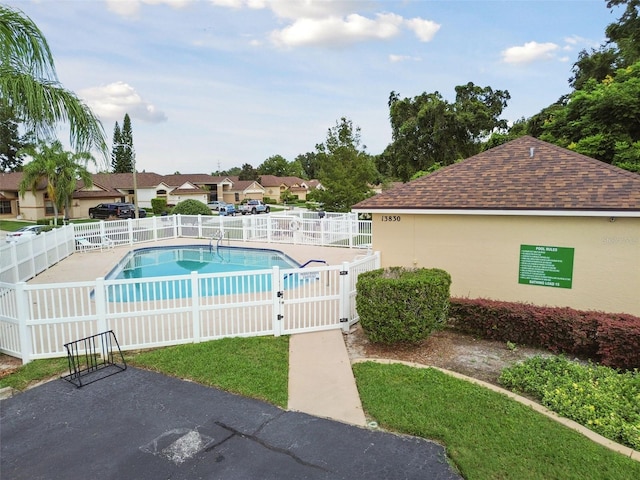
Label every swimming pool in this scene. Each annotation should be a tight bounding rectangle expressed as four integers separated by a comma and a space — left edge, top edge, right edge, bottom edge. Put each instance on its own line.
104, 245, 304, 302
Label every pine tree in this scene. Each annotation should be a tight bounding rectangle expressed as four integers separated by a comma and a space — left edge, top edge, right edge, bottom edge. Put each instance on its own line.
110, 114, 134, 173
121, 113, 134, 172
111, 122, 123, 172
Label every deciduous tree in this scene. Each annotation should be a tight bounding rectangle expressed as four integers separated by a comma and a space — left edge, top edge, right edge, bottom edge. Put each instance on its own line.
257, 154, 302, 177
238, 163, 259, 181
315, 117, 377, 212
0, 104, 30, 171
382, 83, 510, 181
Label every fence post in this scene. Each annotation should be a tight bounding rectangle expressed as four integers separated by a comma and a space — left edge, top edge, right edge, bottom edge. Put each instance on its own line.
339, 261, 350, 333
272, 266, 282, 336
95, 277, 108, 334
348, 214, 355, 249
191, 271, 201, 343
152, 216, 158, 241
128, 218, 134, 244
242, 215, 248, 242
100, 219, 107, 243
15, 282, 32, 364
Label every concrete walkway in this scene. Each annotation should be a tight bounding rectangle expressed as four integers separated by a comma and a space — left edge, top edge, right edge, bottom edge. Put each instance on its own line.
288, 329, 367, 426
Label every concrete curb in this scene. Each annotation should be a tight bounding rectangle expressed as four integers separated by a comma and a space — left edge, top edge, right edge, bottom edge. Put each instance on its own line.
0, 386, 16, 400
352, 358, 640, 462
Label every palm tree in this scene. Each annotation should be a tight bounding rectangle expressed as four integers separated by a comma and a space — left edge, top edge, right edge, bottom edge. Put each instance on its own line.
19, 141, 94, 224
0, 4, 108, 164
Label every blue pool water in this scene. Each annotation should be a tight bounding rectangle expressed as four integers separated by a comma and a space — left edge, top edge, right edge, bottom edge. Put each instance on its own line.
104, 245, 303, 302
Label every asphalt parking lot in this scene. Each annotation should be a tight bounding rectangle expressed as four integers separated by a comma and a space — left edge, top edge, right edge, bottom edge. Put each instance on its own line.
1, 367, 462, 480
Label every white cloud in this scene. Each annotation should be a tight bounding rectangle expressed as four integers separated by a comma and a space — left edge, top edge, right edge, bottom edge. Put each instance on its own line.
106, 0, 192, 17
270, 12, 404, 48
501, 41, 560, 65
389, 54, 420, 63
265, 0, 360, 20
79, 82, 168, 123
405, 17, 440, 42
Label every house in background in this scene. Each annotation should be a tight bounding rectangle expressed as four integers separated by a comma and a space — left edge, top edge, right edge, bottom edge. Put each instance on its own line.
0, 172, 28, 219
259, 175, 311, 203
353, 136, 640, 317
0, 171, 315, 220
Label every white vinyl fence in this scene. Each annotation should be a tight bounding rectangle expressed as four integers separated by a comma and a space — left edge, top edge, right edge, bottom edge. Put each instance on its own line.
70, 210, 371, 251
0, 212, 377, 363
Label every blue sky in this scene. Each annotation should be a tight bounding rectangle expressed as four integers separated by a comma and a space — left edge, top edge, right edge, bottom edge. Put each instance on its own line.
6, 0, 619, 174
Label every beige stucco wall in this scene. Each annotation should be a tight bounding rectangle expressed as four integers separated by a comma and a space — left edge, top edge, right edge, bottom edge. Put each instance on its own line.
372, 213, 640, 317
15, 191, 44, 221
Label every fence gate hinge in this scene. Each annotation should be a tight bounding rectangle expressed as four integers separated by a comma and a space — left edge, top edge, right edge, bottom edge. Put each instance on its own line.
277, 314, 284, 321
339, 317, 348, 323
277, 291, 284, 298
340, 270, 348, 276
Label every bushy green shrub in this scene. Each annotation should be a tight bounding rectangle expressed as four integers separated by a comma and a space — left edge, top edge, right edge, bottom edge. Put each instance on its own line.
356, 267, 451, 344
151, 197, 168, 214
499, 356, 640, 450
170, 199, 211, 216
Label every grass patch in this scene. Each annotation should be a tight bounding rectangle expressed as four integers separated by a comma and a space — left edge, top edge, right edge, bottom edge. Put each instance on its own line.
0, 357, 69, 391
127, 336, 289, 407
353, 362, 640, 480
0, 220, 35, 232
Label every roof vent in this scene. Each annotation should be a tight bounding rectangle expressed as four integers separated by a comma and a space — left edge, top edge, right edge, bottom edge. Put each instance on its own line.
530, 147, 535, 157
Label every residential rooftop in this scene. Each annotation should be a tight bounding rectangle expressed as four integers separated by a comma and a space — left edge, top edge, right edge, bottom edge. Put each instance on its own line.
354, 136, 640, 212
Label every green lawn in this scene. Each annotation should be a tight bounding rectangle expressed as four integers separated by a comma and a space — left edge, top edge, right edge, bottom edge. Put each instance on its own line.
353, 361, 640, 480
2, 338, 639, 479
0, 220, 35, 232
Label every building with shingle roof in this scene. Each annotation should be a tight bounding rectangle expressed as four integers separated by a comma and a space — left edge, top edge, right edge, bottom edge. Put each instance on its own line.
259, 175, 310, 202
353, 136, 640, 316
0, 171, 279, 220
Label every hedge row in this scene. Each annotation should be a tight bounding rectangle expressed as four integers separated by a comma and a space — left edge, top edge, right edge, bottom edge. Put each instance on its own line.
448, 298, 640, 370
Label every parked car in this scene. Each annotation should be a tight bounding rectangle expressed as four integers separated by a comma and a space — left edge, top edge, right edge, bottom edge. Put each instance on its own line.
121, 203, 147, 218
218, 204, 237, 216
5, 225, 46, 243
88, 202, 145, 219
207, 201, 226, 211
238, 200, 270, 215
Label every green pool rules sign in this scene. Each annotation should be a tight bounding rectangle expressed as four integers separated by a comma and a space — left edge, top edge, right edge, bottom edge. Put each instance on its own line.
518, 245, 575, 289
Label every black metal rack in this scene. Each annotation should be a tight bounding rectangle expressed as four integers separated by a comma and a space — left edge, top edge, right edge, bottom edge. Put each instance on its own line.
62, 330, 127, 388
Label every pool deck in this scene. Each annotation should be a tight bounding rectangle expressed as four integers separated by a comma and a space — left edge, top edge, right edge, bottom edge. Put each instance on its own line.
28, 238, 371, 284
26, 238, 371, 427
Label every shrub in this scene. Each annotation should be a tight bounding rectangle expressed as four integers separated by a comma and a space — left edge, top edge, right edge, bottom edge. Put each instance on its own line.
499, 356, 640, 450
151, 197, 168, 214
356, 267, 451, 344
448, 298, 640, 369
170, 199, 212, 216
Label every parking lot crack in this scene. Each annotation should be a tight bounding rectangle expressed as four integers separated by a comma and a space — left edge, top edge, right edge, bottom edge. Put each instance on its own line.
211, 420, 330, 472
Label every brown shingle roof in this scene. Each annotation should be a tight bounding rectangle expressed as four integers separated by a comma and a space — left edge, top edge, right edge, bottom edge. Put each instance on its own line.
354, 136, 640, 212
259, 175, 307, 187
161, 173, 218, 186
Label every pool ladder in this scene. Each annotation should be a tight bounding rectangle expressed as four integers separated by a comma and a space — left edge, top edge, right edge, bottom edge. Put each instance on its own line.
210, 230, 226, 258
